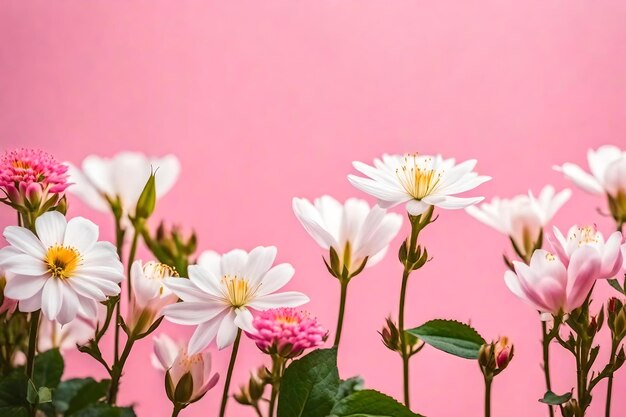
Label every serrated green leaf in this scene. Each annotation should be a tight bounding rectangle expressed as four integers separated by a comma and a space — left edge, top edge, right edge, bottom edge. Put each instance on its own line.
539, 391, 572, 405
277, 348, 340, 417
329, 389, 425, 417
34, 349, 64, 388
407, 319, 486, 359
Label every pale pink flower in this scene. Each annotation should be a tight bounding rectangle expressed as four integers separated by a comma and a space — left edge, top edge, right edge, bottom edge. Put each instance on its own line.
37, 316, 95, 352
0, 148, 69, 209
152, 333, 219, 405
126, 260, 179, 335
0, 211, 123, 324
0, 269, 18, 317
504, 249, 600, 317
247, 308, 327, 358
348, 153, 490, 215
551, 225, 624, 279
163, 246, 309, 353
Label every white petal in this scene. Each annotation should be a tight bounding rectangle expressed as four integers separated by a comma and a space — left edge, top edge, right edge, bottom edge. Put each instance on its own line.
428, 195, 484, 210
188, 318, 223, 355
554, 163, 603, 194
152, 155, 181, 198
248, 292, 309, 310
35, 211, 67, 248
56, 283, 79, 325
220, 249, 248, 277
111, 152, 152, 211
5, 274, 48, 300
233, 308, 255, 333
2, 254, 48, 276
153, 334, 179, 369
292, 198, 337, 249
82, 155, 115, 197
66, 163, 110, 212
3, 226, 45, 258
216, 310, 238, 350
245, 246, 276, 286
76, 295, 98, 318
164, 302, 227, 325
64, 217, 99, 253
18, 290, 43, 312
41, 279, 62, 321
406, 200, 430, 215
164, 278, 215, 302
257, 264, 295, 296
197, 251, 222, 278
347, 175, 408, 203
68, 276, 107, 301
188, 265, 223, 297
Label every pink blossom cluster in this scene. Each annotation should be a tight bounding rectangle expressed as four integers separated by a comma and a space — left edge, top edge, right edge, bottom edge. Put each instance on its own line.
0, 148, 69, 206
249, 308, 327, 358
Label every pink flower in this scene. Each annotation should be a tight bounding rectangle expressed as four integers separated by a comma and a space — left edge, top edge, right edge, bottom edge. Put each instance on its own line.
504, 249, 600, 316
551, 225, 624, 279
247, 308, 327, 358
126, 260, 179, 336
152, 334, 219, 405
0, 148, 69, 209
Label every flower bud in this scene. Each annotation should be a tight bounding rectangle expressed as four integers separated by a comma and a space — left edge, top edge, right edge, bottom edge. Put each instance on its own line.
479, 337, 514, 377
234, 367, 268, 406
379, 317, 423, 356
134, 171, 157, 220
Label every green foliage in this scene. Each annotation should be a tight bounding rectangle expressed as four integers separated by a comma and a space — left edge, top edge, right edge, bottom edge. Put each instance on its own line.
407, 319, 486, 359
539, 391, 572, 405
54, 378, 111, 416
329, 389, 425, 417
34, 348, 64, 388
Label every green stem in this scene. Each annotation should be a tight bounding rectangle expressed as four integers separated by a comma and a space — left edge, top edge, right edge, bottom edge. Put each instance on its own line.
484, 376, 492, 417
605, 341, 618, 417
333, 280, 349, 347
26, 310, 40, 417
108, 336, 135, 404
253, 404, 263, 417
113, 214, 125, 364
126, 228, 140, 301
268, 356, 286, 417
398, 268, 411, 408
219, 329, 242, 417
171, 404, 184, 417
541, 320, 555, 417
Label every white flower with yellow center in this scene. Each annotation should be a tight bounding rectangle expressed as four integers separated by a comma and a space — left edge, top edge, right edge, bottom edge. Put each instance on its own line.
292, 196, 402, 276
466, 185, 571, 254
348, 153, 491, 216
66, 151, 180, 217
0, 211, 123, 324
163, 246, 309, 353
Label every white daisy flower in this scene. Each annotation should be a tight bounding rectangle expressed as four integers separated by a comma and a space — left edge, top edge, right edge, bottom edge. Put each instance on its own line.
348, 153, 491, 216
0, 211, 124, 324
466, 185, 571, 253
163, 246, 309, 353
66, 151, 180, 217
292, 196, 402, 276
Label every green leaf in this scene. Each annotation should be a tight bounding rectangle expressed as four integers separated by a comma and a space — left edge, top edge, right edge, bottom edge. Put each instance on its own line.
608, 279, 624, 294
277, 348, 340, 417
407, 319, 486, 359
74, 404, 137, 417
54, 378, 111, 416
37, 387, 53, 404
0, 372, 29, 417
26, 380, 38, 404
539, 391, 572, 405
34, 349, 64, 388
329, 389, 425, 417
336, 377, 365, 401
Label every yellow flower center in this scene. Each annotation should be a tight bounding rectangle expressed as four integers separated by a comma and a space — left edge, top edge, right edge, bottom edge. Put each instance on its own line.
222, 275, 253, 308
45, 245, 81, 279
143, 261, 179, 295
395, 154, 442, 200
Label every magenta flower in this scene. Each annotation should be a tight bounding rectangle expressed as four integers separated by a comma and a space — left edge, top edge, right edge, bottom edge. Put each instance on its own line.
248, 308, 327, 358
0, 148, 69, 211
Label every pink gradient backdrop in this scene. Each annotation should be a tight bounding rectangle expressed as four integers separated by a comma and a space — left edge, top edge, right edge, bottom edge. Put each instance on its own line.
2, 1, 626, 416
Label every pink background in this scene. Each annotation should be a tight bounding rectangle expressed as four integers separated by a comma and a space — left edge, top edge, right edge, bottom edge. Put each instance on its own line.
2, 1, 626, 416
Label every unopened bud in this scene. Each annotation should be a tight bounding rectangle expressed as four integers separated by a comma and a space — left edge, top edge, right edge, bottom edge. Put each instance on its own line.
234, 367, 268, 406
135, 171, 157, 220
479, 337, 514, 377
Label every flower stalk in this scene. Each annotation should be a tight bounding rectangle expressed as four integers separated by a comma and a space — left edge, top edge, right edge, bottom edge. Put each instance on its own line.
219, 329, 242, 417
334, 280, 349, 347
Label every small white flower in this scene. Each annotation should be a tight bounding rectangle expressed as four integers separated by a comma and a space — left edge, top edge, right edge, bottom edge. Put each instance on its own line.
67, 151, 180, 217
554, 145, 626, 196
466, 185, 571, 252
348, 153, 491, 215
0, 211, 123, 324
163, 246, 309, 353
292, 196, 402, 275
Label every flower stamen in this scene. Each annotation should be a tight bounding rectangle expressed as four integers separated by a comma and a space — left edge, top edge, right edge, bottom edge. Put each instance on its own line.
395, 154, 442, 200
45, 245, 81, 279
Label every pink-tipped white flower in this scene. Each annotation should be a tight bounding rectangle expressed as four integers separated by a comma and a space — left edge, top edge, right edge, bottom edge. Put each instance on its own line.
126, 260, 180, 336
152, 333, 219, 405
37, 316, 95, 352
0, 211, 123, 324
348, 153, 491, 216
67, 151, 180, 217
163, 246, 309, 353
466, 185, 571, 253
0, 148, 69, 210
550, 225, 624, 279
504, 249, 601, 317
292, 196, 402, 276
247, 308, 327, 358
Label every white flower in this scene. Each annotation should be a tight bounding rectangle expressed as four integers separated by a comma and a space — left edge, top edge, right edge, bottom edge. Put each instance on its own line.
554, 145, 626, 196
152, 333, 219, 405
292, 196, 402, 275
127, 260, 179, 335
466, 186, 571, 252
348, 153, 491, 216
0, 211, 124, 324
163, 246, 309, 353
37, 316, 95, 352
550, 225, 624, 279
67, 151, 180, 217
